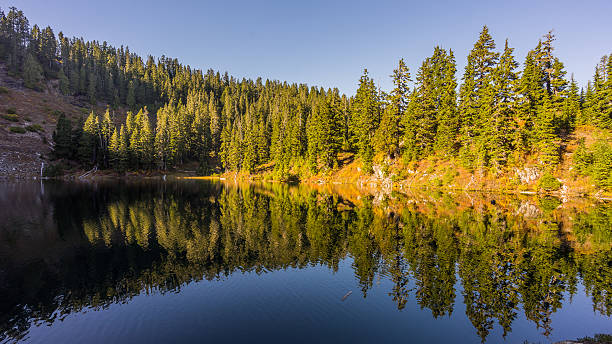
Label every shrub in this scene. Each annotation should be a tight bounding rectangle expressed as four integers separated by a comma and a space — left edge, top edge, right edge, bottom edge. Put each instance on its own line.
51, 109, 64, 117
1, 114, 19, 122
26, 124, 43, 132
9, 126, 26, 134
42, 163, 64, 177
6, 107, 16, 114
537, 172, 562, 191
0, 86, 9, 94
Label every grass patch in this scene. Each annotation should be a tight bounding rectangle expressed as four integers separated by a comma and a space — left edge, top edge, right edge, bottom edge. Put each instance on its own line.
1, 113, 19, 122
26, 124, 43, 132
9, 126, 26, 134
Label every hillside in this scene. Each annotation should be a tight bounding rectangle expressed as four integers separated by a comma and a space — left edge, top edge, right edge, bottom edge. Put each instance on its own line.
219, 124, 612, 199
0, 62, 124, 179
0, 7, 610, 196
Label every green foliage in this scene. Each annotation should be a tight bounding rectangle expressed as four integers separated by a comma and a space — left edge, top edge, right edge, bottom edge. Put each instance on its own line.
458, 26, 499, 167
352, 69, 380, 173
0, 86, 9, 94
1, 113, 18, 122
23, 53, 43, 90
374, 59, 410, 158
442, 169, 458, 185
58, 67, 69, 95
573, 139, 593, 174
4, 2, 604, 181
572, 138, 612, 189
577, 333, 612, 343
42, 162, 64, 177
53, 113, 73, 159
538, 196, 562, 213
3, 182, 612, 343
591, 139, 612, 189
537, 172, 562, 191
77, 112, 98, 165
9, 126, 26, 133
6, 107, 17, 114
26, 124, 42, 132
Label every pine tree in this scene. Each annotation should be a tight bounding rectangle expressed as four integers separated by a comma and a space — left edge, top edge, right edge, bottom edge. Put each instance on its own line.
118, 125, 129, 171
87, 70, 96, 104
489, 40, 518, 168
209, 94, 221, 152
23, 53, 43, 90
434, 50, 458, 155
126, 80, 136, 109
99, 109, 113, 167
515, 50, 545, 156
52, 114, 72, 159
592, 139, 612, 189
352, 69, 380, 173
401, 91, 419, 161
138, 109, 154, 168
458, 26, 499, 167
78, 112, 99, 164
108, 127, 120, 169
374, 59, 411, 158
154, 107, 171, 170
563, 76, 581, 130
241, 116, 257, 173
536, 96, 559, 165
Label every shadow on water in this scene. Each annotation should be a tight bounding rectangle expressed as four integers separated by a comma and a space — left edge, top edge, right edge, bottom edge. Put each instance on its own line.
0, 180, 611, 343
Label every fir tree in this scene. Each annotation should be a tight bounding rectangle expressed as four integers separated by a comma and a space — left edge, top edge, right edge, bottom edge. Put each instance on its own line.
458, 26, 499, 167
352, 69, 380, 173
374, 59, 411, 158
52, 114, 73, 159
23, 52, 43, 90
490, 40, 518, 167
78, 112, 99, 164
108, 127, 120, 169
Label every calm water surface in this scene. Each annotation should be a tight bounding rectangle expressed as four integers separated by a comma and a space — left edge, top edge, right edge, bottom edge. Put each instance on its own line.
0, 180, 611, 343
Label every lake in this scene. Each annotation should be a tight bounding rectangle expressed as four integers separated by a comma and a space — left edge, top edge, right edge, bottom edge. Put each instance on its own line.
0, 180, 610, 343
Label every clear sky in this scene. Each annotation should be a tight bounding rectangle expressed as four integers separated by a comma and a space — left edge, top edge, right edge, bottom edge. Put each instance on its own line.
4, 0, 612, 94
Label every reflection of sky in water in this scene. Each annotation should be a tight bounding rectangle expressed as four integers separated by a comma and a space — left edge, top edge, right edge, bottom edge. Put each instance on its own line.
23, 261, 612, 344
1, 180, 611, 344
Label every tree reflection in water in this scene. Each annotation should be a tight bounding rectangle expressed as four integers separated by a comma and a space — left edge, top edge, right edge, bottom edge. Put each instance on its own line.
0, 180, 610, 343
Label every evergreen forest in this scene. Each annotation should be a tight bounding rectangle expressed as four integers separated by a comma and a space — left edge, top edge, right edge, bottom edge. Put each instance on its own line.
1, 6, 611, 187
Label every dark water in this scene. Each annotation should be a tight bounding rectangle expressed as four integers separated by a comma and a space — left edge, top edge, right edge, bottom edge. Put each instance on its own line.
0, 180, 611, 344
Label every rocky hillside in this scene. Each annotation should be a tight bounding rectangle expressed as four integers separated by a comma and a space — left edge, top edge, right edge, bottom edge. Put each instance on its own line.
0, 63, 121, 179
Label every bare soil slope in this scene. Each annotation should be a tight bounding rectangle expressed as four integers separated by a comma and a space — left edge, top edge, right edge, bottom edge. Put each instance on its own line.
0, 63, 114, 179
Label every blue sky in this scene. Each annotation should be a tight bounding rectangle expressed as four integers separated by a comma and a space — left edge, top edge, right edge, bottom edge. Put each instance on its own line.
4, 0, 612, 94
